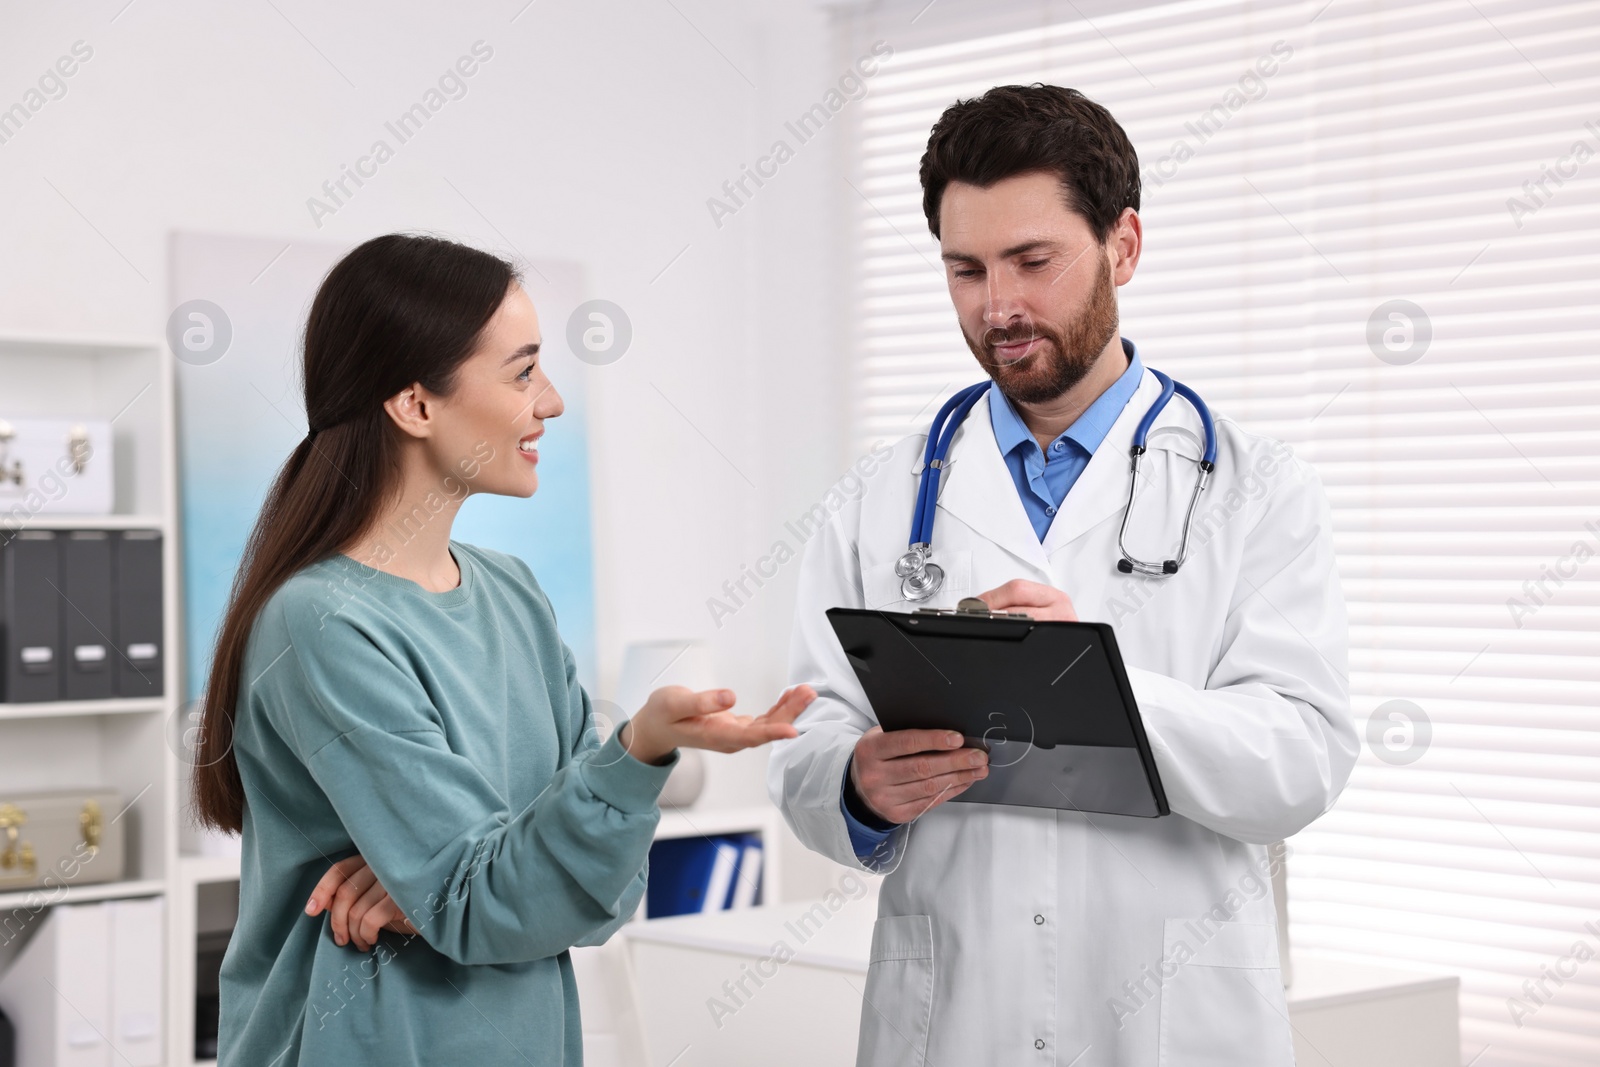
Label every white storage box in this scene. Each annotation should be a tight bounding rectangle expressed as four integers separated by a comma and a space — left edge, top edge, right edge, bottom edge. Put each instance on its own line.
0, 416, 115, 515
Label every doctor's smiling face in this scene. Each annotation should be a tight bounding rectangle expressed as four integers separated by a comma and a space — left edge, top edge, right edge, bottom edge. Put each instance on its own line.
939, 170, 1140, 406
918, 84, 1144, 411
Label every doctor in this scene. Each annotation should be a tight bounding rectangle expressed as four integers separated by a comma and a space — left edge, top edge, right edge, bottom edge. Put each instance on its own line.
768, 84, 1358, 1065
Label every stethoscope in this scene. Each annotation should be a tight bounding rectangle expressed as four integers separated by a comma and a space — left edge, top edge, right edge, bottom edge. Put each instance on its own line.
895, 369, 1218, 601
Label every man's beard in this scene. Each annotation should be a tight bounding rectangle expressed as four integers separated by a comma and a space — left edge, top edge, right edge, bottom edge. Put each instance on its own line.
963, 252, 1120, 406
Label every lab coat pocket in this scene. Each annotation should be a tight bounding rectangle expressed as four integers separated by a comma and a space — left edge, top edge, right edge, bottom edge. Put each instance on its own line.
1157, 918, 1293, 1067
855, 914, 934, 1067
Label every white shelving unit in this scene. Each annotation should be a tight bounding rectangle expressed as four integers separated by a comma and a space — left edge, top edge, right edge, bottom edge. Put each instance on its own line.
0, 697, 166, 722
169, 853, 239, 1067
0, 332, 181, 1062
0, 878, 167, 913
577, 805, 785, 1066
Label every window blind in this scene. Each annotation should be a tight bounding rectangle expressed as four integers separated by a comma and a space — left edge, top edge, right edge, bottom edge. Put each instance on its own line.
837, 1, 1600, 1063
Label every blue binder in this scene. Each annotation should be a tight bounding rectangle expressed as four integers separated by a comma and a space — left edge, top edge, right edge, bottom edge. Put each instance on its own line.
647, 834, 760, 918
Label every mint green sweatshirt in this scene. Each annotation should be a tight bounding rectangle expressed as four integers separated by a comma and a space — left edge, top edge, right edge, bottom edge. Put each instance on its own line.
219, 542, 676, 1065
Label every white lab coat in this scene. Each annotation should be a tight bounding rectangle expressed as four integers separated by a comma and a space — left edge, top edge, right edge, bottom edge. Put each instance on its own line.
768, 365, 1358, 1066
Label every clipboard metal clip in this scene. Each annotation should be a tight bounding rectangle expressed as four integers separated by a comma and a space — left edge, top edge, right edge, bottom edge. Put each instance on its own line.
912, 596, 1033, 621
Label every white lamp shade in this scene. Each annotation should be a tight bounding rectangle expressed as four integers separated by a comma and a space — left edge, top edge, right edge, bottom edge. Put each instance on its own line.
611, 640, 714, 809
613, 640, 715, 716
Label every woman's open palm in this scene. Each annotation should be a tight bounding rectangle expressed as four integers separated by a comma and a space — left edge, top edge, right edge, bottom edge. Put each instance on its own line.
632, 683, 815, 756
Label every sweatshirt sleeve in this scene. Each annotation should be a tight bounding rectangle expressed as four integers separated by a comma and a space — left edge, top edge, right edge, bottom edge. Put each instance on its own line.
255, 605, 677, 966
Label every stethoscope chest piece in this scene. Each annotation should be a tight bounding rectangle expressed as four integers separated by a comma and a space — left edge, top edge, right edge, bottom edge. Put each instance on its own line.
895, 543, 944, 601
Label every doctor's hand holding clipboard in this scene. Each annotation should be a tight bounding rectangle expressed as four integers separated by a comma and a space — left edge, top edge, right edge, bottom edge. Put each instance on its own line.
845, 578, 1079, 826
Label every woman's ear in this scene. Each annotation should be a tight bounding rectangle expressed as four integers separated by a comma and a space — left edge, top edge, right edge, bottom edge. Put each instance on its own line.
383, 385, 433, 439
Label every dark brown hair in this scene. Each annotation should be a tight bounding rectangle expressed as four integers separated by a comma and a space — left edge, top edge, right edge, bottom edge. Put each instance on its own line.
918, 84, 1140, 243
192, 233, 519, 832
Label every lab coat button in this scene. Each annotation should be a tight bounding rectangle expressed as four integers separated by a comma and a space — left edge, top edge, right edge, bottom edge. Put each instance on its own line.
1035, 1038, 1046, 1050
1033, 913, 1045, 925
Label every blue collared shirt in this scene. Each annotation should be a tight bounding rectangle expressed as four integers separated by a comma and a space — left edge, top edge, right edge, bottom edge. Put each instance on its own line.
841, 338, 1147, 857
988, 337, 1145, 541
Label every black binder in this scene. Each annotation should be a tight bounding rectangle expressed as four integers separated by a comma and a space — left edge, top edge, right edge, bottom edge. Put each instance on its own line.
1, 531, 62, 703
62, 531, 115, 701
112, 530, 163, 698
827, 604, 1168, 818
0, 1002, 14, 1067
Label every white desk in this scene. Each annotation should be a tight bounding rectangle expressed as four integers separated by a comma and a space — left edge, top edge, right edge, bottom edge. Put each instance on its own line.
1286, 955, 1460, 1067
624, 895, 1459, 1067
572, 805, 785, 1067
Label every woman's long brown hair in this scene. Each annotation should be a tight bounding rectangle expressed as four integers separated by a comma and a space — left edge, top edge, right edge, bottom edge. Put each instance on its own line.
192, 233, 518, 832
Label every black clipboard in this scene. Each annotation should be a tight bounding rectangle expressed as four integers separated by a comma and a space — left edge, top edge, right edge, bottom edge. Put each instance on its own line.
827, 604, 1169, 818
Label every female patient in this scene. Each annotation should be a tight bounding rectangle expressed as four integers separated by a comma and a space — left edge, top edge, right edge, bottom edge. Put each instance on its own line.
192, 233, 812, 1065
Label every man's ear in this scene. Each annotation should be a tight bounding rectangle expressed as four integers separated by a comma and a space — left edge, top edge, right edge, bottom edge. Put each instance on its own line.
1109, 207, 1142, 286
383, 385, 433, 439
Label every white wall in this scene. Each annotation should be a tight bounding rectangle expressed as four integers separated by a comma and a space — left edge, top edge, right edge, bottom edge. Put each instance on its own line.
0, 0, 854, 898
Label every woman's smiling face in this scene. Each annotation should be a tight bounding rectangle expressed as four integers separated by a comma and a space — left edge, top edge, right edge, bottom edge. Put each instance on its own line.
422, 283, 565, 499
